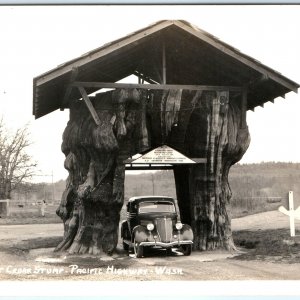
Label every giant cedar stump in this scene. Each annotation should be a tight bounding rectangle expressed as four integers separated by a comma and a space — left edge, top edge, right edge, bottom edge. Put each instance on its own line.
56, 89, 250, 254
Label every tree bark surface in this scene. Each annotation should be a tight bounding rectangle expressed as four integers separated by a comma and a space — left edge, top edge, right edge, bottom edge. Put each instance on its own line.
56, 89, 149, 254
174, 91, 250, 250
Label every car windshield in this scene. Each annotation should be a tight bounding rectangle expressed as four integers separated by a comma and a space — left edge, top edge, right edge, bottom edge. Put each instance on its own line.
138, 201, 176, 213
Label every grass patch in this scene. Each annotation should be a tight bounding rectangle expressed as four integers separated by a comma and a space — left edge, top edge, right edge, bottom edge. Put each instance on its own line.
0, 215, 62, 225
233, 229, 300, 263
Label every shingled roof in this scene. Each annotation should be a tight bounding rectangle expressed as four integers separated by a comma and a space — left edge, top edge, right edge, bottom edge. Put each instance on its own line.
33, 20, 299, 119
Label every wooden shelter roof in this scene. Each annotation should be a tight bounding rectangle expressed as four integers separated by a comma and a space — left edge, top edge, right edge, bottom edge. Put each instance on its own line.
33, 20, 299, 119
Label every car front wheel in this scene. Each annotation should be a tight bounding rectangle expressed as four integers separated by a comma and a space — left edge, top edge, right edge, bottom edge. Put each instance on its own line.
134, 239, 144, 258
181, 244, 192, 256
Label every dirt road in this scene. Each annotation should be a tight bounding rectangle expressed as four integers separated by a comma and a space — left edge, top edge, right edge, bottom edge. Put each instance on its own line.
0, 210, 296, 241
0, 210, 299, 281
232, 210, 300, 231
0, 223, 63, 240
0, 245, 299, 281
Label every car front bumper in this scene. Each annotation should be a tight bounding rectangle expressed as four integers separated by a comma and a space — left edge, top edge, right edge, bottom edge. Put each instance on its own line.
139, 240, 193, 248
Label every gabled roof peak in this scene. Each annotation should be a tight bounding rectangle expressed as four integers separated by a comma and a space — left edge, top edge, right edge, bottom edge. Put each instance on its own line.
33, 20, 299, 119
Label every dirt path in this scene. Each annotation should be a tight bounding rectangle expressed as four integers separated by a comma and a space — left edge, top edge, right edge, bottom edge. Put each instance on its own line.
0, 223, 63, 240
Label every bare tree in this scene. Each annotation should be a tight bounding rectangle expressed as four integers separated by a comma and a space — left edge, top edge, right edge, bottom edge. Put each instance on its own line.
0, 118, 37, 199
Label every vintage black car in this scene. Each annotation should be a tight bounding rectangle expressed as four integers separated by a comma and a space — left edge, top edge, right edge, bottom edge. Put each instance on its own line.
121, 196, 193, 257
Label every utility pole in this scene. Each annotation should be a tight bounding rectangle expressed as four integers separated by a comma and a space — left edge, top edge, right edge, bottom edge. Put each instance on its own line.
52, 170, 55, 202
35, 172, 55, 203
151, 173, 155, 195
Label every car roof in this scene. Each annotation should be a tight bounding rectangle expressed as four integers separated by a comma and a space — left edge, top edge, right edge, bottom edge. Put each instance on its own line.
128, 196, 175, 203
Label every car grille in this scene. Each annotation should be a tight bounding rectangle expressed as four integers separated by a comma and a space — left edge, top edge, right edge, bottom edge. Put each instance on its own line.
155, 218, 172, 242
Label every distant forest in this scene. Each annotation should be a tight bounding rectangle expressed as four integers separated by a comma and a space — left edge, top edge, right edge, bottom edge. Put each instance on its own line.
125, 162, 300, 200
11, 162, 300, 216
124, 162, 300, 216
229, 162, 300, 216
229, 162, 300, 200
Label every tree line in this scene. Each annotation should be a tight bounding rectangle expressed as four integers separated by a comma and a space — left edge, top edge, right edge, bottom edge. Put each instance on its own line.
229, 162, 300, 200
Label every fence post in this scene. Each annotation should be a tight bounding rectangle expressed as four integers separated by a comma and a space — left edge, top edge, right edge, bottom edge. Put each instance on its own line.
289, 191, 295, 237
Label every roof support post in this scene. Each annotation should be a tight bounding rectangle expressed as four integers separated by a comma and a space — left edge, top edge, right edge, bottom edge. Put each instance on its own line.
162, 41, 166, 84
78, 86, 101, 126
61, 67, 78, 110
241, 87, 248, 129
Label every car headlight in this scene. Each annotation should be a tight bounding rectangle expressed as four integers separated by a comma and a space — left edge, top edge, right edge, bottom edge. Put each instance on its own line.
147, 223, 154, 231
175, 222, 183, 230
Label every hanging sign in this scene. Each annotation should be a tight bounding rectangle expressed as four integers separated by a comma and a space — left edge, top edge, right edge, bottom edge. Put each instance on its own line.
131, 145, 196, 164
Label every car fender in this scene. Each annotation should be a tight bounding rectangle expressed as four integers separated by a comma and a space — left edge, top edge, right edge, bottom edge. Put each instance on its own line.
132, 225, 148, 243
180, 224, 194, 241
121, 220, 129, 239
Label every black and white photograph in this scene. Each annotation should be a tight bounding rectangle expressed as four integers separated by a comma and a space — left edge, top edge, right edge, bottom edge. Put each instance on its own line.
0, 4, 300, 291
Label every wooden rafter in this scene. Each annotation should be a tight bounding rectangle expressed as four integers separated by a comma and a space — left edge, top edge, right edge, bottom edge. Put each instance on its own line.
133, 71, 158, 84
61, 67, 78, 110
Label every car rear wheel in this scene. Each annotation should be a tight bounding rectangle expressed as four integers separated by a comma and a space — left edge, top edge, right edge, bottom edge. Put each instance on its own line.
181, 244, 192, 256
134, 239, 144, 258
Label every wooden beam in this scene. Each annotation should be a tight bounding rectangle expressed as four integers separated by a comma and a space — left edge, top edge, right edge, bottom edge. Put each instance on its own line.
126, 165, 174, 170
192, 158, 207, 164
124, 158, 207, 164
72, 81, 243, 92
61, 67, 78, 110
78, 86, 101, 126
241, 88, 248, 129
133, 71, 158, 84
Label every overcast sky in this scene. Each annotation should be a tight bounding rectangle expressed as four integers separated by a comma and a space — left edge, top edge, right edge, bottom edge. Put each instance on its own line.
0, 5, 299, 182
